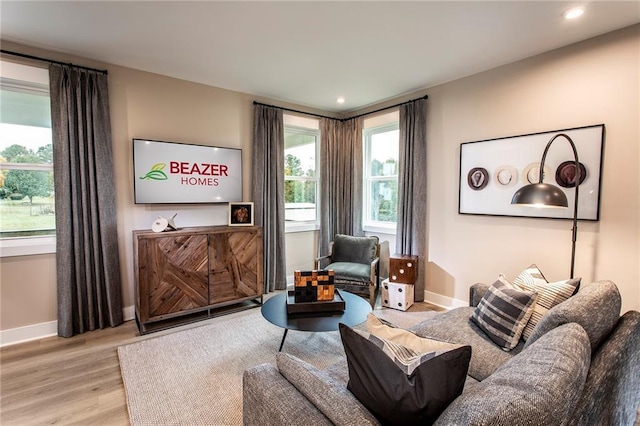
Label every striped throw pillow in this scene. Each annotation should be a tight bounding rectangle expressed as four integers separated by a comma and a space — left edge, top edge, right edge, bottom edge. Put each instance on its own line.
470, 276, 538, 351
513, 264, 580, 341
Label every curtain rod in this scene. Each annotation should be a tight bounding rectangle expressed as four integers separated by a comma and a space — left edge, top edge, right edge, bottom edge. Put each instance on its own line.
346, 94, 429, 121
0, 49, 108, 75
252, 101, 335, 120
253, 94, 428, 122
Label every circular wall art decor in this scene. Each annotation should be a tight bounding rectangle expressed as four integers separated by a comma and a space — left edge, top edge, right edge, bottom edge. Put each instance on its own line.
555, 161, 587, 188
522, 163, 552, 184
467, 167, 489, 190
494, 166, 518, 187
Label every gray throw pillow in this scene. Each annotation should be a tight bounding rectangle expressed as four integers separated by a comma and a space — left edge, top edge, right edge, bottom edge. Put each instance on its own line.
470, 276, 537, 351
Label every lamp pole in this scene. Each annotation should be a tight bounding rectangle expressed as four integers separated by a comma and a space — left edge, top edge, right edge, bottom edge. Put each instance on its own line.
540, 134, 580, 279
511, 133, 580, 279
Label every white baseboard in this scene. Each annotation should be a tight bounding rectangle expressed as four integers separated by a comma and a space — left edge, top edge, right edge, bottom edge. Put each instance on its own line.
0, 305, 136, 347
123, 305, 136, 322
0, 321, 58, 347
424, 290, 467, 310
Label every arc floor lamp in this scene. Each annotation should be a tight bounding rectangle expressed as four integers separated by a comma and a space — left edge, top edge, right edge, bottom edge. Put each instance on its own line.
511, 133, 580, 279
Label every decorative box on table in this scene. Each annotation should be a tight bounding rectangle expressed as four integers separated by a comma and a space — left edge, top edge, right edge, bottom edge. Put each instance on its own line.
293, 270, 335, 302
381, 279, 414, 311
389, 254, 419, 284
286, 289, 345, 314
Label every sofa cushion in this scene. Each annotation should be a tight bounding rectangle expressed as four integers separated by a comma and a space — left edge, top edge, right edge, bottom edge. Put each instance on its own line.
276, 352, 379, 426
524, 280, 621, 351
410, 306, 524, 381
511, 264, 581, 341
339, 323, 471, 425
435, 323, 591, 426
470, 277, 538, 351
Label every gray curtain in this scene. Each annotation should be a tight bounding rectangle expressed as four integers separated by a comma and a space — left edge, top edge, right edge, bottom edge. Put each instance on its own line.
319, 118, 363, 255
49, 64, 123, 337
252, 105, 286, 292
396, 98, 428, 301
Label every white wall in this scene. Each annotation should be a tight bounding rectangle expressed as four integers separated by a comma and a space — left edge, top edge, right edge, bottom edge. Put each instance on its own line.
422, 25, 639, 312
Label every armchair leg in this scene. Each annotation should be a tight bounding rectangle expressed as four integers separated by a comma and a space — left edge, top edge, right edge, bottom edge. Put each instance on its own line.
369, 282, 378, 308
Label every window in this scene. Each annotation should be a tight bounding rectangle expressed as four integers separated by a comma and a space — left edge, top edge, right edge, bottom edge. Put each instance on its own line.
0, 60, 55, 255
363, 112, 399, 231
284, 114, 320, 232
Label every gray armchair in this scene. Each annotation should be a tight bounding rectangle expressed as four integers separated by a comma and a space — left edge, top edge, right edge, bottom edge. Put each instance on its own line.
315, 234, 380, 307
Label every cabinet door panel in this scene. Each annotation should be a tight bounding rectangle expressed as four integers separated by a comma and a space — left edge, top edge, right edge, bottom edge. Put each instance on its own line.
209, 230, 261, 304
147, 234, 209, 317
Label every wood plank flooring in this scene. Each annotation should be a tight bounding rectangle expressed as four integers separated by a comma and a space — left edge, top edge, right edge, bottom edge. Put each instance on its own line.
0, 320, 140, 425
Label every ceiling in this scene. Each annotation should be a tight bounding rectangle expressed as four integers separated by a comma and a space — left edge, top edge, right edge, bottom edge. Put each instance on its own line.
1, 1, 639, 113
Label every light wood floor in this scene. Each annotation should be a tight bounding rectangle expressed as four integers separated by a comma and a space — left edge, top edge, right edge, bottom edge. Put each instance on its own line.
0, 320, 140, 425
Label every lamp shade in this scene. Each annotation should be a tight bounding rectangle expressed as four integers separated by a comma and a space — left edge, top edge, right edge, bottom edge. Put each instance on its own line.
511, 183, 568, 208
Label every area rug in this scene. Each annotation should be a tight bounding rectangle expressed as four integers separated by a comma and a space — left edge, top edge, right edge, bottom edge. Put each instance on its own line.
118, 305, 437, 425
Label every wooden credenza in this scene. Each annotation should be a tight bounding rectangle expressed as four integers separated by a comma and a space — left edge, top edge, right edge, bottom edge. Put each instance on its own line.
133, 226, 263, 334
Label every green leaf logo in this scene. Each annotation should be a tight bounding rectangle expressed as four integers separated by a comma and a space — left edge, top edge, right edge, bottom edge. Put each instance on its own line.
140, 163, 168, 180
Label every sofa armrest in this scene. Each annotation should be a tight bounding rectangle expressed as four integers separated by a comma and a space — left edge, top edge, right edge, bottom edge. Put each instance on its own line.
243, 364, 332, 426
469, 282, 490, 307
436, 323, 591, 426
569, 310, 640, 426
276, 353, 380, 426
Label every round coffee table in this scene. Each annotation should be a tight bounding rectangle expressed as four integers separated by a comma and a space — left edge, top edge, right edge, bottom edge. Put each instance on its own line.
261, 290, 372, 351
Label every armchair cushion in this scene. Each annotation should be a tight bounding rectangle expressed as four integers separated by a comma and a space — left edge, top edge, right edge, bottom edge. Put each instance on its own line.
325, 262, 371, 283
332, 234, 378, 265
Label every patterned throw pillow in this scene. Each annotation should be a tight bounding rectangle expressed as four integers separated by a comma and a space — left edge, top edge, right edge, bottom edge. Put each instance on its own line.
339, 323, 471, 425
470, 276, 538, 351
512, 264, 581, 341
366, 313, 459, 353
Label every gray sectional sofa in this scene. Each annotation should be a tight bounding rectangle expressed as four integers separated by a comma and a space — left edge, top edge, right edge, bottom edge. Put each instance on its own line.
243, 280, 640, 425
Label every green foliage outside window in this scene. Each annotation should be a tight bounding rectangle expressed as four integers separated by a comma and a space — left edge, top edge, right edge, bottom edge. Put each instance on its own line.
285, 154, 316, 204
1, 144, 53, 204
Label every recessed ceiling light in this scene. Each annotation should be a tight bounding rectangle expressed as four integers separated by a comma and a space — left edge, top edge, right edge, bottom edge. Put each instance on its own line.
563, 6, 585, 20
336, 97, 345, 104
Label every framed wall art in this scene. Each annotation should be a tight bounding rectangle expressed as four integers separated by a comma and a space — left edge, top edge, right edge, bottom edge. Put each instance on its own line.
228, 202, 254, 226
458, 124, 604, 221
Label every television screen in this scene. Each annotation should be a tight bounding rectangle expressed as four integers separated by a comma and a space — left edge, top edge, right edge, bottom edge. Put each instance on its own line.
133, 139, 242, 204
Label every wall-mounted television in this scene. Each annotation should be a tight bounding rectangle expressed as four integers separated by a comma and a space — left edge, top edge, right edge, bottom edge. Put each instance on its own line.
133, 138, 242, 204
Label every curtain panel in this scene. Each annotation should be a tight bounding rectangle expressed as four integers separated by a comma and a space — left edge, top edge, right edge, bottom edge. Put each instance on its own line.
49, 64, 123, 337
396, 98, 428, 301
318, 118, 364, 255
252, 105, 286, 293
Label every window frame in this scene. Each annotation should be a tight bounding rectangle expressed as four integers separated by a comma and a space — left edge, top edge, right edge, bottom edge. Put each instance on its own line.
283, 119, 320, 233
0, 60, 55, 257
363, 121, 399, 233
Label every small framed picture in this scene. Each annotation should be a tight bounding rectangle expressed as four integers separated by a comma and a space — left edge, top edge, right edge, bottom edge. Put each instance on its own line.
228, 202, 254, 226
